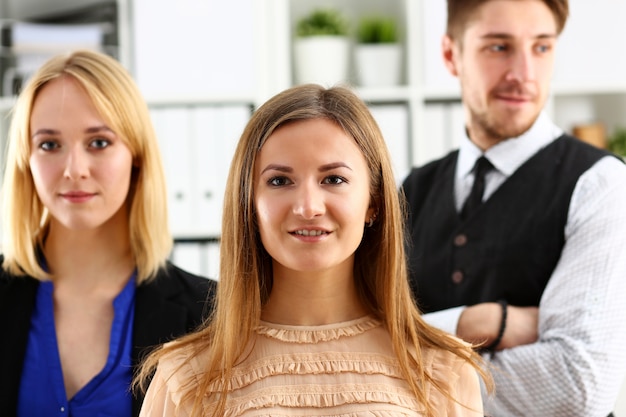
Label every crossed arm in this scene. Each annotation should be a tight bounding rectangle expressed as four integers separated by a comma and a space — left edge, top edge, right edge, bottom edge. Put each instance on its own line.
423, 157, 626, 416
457, 302, 538, 350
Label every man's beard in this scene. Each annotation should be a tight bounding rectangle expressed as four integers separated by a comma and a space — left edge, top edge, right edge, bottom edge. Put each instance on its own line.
471, 108, 538, 142
470, 83, 540, 142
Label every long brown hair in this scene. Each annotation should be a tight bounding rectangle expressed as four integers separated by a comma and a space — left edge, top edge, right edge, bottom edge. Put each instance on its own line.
135, 84, 492, 416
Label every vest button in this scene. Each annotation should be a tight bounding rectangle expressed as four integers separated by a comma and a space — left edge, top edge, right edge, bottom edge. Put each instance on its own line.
453, 234, 468, 246
451, 270, 464, 284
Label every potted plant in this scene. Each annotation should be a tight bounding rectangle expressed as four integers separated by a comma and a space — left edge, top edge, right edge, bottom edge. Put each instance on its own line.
354, 15, 402, 87
293, 8, 350, 86
607, 127, 626, 160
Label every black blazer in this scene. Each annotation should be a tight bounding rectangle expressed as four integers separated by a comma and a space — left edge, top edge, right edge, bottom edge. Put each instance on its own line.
0, 258, 216, 417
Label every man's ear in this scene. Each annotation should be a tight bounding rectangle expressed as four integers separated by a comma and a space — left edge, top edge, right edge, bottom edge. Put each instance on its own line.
442, 34, 459, 77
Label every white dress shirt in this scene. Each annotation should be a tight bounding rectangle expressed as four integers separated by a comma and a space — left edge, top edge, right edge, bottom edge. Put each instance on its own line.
422, 112, 626, 416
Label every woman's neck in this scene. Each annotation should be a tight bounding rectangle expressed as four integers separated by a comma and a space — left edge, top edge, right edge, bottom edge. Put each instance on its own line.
261, 263, 368, 326
43, 218, 134, 293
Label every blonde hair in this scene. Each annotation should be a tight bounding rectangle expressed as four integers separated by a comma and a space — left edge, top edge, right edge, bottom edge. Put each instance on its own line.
136, 84, 492, 415
1, 50, 172, 283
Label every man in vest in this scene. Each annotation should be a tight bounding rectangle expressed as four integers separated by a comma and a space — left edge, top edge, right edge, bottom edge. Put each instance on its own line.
402, 1, 626, 416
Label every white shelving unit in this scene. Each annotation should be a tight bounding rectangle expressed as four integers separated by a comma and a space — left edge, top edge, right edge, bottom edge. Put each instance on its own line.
2, 0, 625, 171
2, 0, 626, 280
3, 0, 622, 186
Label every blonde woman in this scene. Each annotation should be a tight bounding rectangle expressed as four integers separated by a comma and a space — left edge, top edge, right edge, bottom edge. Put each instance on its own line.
0, 50, 215, 416
137, 84, 492, 417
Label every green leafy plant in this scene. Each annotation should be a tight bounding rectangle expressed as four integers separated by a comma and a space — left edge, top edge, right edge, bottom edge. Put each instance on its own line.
607, 127, 626, 157
357, 16, 398, 44
296, 9, 349, 37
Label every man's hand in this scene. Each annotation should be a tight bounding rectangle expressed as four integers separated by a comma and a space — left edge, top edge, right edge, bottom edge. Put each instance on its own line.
457, 302, 539, 350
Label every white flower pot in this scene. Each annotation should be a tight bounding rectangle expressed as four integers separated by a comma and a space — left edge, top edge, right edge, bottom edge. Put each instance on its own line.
294, 36, 350, 87
355, 43, 402, 87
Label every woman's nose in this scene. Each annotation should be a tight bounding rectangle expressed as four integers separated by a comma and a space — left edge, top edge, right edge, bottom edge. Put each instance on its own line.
63, 146, 90, 180
292, 181, 325, 219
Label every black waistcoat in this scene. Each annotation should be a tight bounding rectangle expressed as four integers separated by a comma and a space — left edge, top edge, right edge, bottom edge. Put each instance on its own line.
401, 135, 609, 313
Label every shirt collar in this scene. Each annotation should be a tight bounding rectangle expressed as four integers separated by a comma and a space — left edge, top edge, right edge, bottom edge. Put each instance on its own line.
458, 111, 564, 179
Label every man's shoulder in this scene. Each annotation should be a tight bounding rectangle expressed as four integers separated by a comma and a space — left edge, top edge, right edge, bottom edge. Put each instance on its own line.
407, 150, 459, 176
555, 134, 616, 163
531, 134, 622, 184
402, 150, 459, 195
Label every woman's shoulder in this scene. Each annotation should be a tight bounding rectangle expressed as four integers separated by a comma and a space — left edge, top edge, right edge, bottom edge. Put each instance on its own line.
419, 342, 482, 415
136, 263, 217, 329
0, 257, 38, 292
160, 261, 216, 287
430, 343, 484, 416
146, 341, 209, 414
157, 340, 211, 390
144, 262, 217, 301
421, 338, 477, 384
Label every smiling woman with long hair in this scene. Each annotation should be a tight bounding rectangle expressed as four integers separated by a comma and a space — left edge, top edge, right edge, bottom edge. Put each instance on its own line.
136, 84, 492, 417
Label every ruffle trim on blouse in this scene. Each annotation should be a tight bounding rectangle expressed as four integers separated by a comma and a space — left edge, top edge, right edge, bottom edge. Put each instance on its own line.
225, 352, 403, 390
256, 316, 382, 343
159, 326, 471, 417
214, 383, 422, 416
234, 412, 416, 417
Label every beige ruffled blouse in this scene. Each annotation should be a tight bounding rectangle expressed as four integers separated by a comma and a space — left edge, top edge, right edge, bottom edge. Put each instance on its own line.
140, 316, 483, 417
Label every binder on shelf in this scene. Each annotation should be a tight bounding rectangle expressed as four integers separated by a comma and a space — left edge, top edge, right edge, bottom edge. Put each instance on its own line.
151, 107, 195, 235
420, 104, 447, 166
419, 101, 464, 166
369, 104, 410, 185
1, 19, 112, 97
191, 105, 250, 236
151, 104, 251, 238
3, 21, 107, 52
190, 106, 219, 236
171, 238, 221, 280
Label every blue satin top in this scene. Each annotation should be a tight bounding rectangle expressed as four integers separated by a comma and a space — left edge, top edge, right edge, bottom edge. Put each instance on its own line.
17, 274, 136, 417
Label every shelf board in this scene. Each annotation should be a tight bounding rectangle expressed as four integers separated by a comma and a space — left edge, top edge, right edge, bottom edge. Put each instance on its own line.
355, 85, 414, 103
552, 84, 626, 97
145, 94, 256, 108
422, 86, 462, 102
421, 85, 626, 101
172, 230, 221, 241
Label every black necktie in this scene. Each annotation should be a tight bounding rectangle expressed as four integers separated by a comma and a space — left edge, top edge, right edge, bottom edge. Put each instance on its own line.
461, 156, 493, 220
